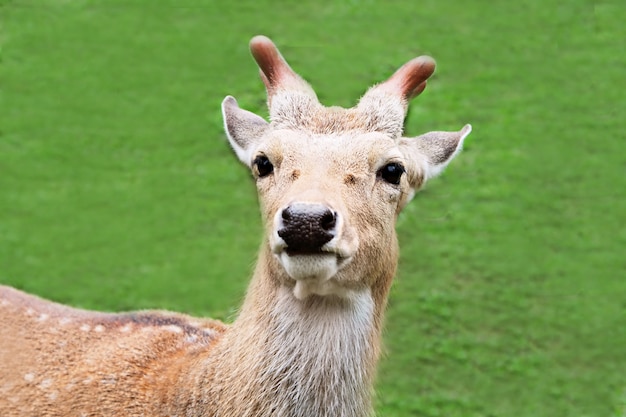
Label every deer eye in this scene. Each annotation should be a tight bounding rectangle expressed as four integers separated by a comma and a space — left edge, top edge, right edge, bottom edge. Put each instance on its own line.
378, 162, 405, 185
253, 155, 274, 177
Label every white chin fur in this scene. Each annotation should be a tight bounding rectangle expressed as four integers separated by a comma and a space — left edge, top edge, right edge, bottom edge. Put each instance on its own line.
278, 253, 359, 299
278, 253, 339, 282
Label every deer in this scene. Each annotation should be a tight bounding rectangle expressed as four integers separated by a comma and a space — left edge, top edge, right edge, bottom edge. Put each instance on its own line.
0, 35, 471, 417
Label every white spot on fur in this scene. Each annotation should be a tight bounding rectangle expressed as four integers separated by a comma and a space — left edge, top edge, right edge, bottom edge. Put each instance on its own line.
25, 308, 35, 316
120, 323, 132, 333
24, 373, 35, 382
80, 324, 91, 332
0, 299, 9, 306
164, 325, 183, 334
202, 328, 217, 337
39, 379, 53, 389
58, 317, 72, 326
37, 313, 49, 322
48, 391, 58, 401
94, 324, 105, 332
0, 381, 14, 396
83, 377, 93, 385
185, 334, 199, 343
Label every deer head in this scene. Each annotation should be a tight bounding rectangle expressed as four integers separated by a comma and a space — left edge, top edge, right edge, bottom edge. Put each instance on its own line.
222, 36, 471, 301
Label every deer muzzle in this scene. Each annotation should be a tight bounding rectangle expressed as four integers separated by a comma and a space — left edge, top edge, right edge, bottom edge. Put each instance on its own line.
277, 203, 336, 255
271, 202, 358, 296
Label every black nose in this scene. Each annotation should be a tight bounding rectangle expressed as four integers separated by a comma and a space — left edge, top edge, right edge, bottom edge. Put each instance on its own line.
278, 203, 337, 255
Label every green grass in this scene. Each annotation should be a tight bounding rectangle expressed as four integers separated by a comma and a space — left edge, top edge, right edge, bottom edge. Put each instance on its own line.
2, 1, 624, 416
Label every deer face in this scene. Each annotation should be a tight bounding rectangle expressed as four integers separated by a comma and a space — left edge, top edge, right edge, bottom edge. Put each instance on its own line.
222, 37, 471, 300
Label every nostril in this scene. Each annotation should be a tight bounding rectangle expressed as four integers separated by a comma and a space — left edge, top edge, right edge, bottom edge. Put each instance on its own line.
282, 207, 293, 222
320, 210, 336, 231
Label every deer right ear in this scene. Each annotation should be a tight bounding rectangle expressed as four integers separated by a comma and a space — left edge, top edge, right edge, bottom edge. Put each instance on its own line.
222, 96, 269, 166
399, 124, 472, 191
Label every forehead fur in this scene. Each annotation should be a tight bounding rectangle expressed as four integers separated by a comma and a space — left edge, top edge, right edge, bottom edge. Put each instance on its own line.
259, 130, 403, 175
269, 91, 406, 138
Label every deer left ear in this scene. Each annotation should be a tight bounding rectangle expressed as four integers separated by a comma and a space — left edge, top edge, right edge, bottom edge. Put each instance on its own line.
222, 96, 269, 166
399, 124, 472, 188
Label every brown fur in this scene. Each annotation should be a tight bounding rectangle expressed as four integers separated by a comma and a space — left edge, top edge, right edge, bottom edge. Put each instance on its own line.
0, 36, 471, 416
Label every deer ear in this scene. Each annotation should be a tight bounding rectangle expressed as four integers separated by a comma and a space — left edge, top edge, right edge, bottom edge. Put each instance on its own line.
222, 96, 269, 165
399, 124, 471, 188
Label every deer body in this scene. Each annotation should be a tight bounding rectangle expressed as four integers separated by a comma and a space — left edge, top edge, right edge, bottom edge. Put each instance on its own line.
0, 36, 471, 416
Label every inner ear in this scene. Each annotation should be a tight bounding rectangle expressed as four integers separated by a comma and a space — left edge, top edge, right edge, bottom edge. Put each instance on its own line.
222, 96, 269, 165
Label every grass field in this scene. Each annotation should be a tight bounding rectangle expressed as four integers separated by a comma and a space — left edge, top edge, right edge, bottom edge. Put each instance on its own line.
2, 1, 625, 416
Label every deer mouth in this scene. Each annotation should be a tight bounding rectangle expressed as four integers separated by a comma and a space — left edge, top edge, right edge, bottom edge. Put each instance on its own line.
284, 247, 325, 256
272, 238, 353, 263
283, 246, 350, 258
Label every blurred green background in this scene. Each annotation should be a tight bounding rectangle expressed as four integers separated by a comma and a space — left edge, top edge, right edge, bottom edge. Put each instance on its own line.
1, 1, 624, 416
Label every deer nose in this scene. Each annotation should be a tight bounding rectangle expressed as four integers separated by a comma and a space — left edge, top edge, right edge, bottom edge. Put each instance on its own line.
277, 203, 337, 255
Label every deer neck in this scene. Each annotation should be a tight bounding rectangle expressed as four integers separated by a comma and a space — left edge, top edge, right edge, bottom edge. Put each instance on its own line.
171, 245, 393, 417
